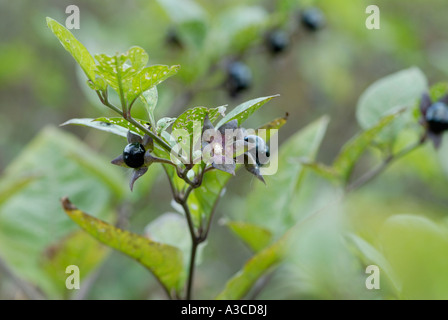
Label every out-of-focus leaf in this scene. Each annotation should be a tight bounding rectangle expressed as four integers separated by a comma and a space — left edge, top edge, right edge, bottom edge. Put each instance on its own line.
216, 234, 286, 300
333, 111, 402, 182
225, 221, 273, 253
46, 18, 102, 89
62, 198, 185, 295
216, 95, 279, 128
41, 230, 109, 299
243, 116, 330, 233
347, 233, 401, 294
379, 214, 448, 299
300, 161, 339, 182
215, 6, 268, 53
0, 175, 39, 207
429, 82, 448, 102
356, 67, 427, 146
0, 126, 125, 298
156, 0, 206, 23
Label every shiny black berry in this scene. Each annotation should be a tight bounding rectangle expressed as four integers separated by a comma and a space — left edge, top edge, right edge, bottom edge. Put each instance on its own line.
301, 8, 325, 31
123, 143, 146, 168
426, 102, 448, 134
226, 61, 252, 97
266, 30, 289, 54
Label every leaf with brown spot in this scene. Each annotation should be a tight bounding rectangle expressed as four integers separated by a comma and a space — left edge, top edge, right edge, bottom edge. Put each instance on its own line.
61, 197, 185, 296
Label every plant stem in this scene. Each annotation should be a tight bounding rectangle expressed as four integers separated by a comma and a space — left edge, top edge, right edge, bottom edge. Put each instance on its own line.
346, 139, 424, 193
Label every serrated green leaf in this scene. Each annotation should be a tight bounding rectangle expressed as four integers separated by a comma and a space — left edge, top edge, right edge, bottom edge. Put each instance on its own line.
62, 198, 185, 295
226, 221, 273, 253
46, 18, 101, 88
216, 95, 279, 128
333, 112, 402, 182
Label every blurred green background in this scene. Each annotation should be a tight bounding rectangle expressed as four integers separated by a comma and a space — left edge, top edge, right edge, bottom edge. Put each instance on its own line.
1, 0, 448, 300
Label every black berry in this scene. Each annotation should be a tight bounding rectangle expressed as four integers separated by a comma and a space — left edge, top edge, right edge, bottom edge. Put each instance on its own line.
301, 8, 325, 31
123, 143, 146, 168
426, 102, 448, 134
266, 30, 289, 54
226, 61, 252, 97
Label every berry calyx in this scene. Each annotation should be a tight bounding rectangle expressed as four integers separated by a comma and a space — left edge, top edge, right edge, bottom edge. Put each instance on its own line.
123, 143, 146, 168
426, 102, 448, 134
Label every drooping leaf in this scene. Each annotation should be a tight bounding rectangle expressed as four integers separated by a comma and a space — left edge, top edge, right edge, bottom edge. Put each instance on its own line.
46, 18, 102, 89
62, 198, 185, 295
216, 95, 279, 128
225, 221, 273, 253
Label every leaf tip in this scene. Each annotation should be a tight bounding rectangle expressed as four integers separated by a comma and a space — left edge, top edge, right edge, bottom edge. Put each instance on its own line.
61, 196, 76, 211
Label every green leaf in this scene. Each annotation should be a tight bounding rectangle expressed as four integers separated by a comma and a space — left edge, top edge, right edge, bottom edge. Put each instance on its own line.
95, 47, 179, 105
216, 235, 285, 300
356, 67, 427, 146
46, 18, 101, 88
257, 113, 289, 140
429, 82, 448, 102
62, 198, 185, 295
333, 111, 402, 182
378, 214, 448, 299
157, 0, 206, 23
140, 86, 158, 128
187, 169, 231, 227
243, 116, 330, 232
215, 6, 268, 53
216, 95, 279, 128
156, 117, 176, 135
41, 230, 109, 299
225, 221, 273, 253
0, 126, 125, 298
300, 161, 339, 182
347, 233, 401, 295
